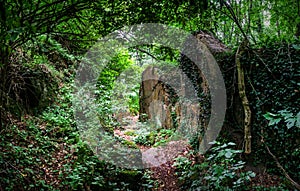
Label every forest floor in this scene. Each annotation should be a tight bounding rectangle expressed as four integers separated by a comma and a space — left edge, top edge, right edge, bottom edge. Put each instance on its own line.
113, 115, 192, 191
1, 111, 287, 190
113, 114, 285, 191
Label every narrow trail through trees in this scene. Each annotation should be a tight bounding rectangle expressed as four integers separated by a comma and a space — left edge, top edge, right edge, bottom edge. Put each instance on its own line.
113, 114, 192, 190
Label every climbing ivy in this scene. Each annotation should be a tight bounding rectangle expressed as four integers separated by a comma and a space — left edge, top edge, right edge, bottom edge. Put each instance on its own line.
219, 42, 300, 183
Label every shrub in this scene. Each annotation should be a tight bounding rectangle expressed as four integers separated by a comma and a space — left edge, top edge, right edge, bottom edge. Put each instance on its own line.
173, 142, 255, 191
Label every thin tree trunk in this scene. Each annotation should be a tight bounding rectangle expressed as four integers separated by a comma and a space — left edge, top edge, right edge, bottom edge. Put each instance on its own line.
276, 20, 281, 38
0, 45, 12, 128
296, 0, 300, 37
0, 52, 8, 127
247, 0, 252, 34
257, 0, 263, 34
235, 40, 252, 154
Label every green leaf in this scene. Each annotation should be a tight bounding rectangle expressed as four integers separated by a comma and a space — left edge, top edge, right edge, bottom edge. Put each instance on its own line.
263, 112, 277, 120
268, 117, 281, 126
286, 118, 296, 129
279, 109, 293, 120
296, 112, 300, 128
225, 151, 233, 158
292, 44, 300, 50
249, 172, 256, 177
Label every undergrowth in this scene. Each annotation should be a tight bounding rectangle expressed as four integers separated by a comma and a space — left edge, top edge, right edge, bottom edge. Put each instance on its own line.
173, 142, 256, 191
0, 80, 148, 190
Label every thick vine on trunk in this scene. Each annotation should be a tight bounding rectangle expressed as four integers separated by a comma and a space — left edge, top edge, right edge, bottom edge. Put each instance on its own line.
235, 39, 252, 154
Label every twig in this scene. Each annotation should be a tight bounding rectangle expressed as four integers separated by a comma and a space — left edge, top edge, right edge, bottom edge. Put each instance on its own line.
133, 47, 160, 61
4, 160, 30, 182
264, 144, 300, 190
251, 49, 277, 80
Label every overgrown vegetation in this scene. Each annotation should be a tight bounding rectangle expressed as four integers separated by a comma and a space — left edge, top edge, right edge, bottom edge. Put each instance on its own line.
1, 0, 300, 190
174, 142, 256, 190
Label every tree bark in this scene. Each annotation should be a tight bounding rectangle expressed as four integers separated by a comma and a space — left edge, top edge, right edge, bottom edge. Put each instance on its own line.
235, 39, 252, 154
296, 0, 300, 38
0, 48, 10, 127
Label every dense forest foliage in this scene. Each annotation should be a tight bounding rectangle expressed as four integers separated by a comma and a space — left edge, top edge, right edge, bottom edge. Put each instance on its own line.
0, 0, 299, 190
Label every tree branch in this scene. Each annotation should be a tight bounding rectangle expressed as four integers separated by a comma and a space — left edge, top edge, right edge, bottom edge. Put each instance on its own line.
133, 47, 160, 61
265, 144, 300, 190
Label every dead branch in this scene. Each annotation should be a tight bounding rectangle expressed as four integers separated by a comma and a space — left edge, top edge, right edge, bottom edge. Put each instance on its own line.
265, 144, 300, 190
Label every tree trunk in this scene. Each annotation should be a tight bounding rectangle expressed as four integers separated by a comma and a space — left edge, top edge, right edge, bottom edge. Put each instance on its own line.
0, 48, 10, 127
296, 0, 300, 38
235, 39, 252, 154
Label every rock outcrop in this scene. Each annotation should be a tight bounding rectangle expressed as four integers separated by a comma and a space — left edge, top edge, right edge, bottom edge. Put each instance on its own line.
139, 31, 230, 133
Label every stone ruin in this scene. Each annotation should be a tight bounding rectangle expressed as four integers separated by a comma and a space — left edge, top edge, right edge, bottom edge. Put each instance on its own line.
138, 31, 230, 138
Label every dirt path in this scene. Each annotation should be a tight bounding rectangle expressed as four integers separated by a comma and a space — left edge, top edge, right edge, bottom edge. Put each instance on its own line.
150, 161, 180, 191
113, 115, 191, 190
